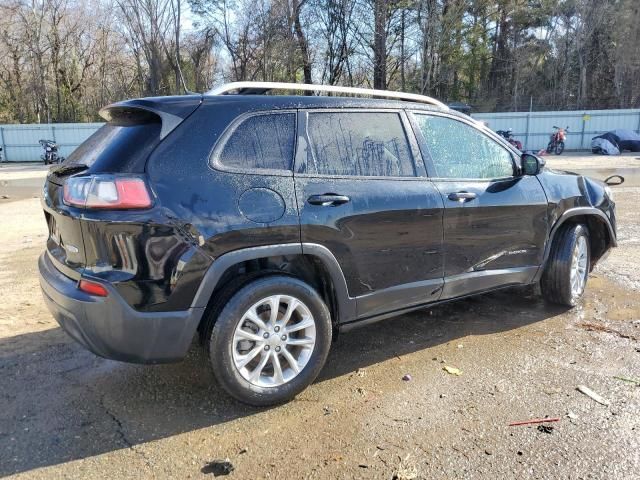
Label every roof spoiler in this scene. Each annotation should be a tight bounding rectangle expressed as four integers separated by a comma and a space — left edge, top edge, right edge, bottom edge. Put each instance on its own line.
99, 96, 202, 140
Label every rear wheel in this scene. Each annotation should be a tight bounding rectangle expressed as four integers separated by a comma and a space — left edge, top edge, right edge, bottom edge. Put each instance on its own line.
555, 141, 565, 155
208, 275, 332, 406
541, 223, 590, 306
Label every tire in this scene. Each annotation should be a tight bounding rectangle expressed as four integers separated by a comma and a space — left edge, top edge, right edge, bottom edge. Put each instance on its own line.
208, 275, 332, 406
555, 141, 565, 155
546, 142, 554, 154
541, 223, 590, 307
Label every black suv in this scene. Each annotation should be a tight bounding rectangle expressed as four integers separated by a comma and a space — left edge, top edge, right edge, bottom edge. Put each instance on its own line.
39, 83, 617, 405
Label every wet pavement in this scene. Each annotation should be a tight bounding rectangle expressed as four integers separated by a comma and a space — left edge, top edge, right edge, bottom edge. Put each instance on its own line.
0, 158, 639, 479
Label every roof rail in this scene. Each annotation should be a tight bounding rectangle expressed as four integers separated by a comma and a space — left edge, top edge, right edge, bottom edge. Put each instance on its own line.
207, 81, 448, 109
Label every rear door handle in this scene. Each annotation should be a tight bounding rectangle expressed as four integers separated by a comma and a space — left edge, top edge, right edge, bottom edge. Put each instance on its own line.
307, 194, 350, 206
447, 191, 477, 202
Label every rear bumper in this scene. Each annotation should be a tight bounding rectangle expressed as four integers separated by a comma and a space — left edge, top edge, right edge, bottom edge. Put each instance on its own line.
38, 252, 204, 363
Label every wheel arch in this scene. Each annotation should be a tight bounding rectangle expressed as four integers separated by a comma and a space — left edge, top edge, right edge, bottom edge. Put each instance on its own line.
534, 207, 616, 282
191, 243, 356, 335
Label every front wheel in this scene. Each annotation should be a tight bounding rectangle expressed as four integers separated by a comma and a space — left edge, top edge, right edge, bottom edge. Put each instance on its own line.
541, 223, 590, 306
208, 276, 333, 406
555, 141, 565, 155
546, 142, 554, 153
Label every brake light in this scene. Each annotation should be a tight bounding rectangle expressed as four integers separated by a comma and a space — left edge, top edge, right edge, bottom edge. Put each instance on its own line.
78, 279, 109, 297
63, 175, 152, 209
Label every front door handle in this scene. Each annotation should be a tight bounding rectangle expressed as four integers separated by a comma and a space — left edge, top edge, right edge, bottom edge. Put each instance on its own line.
307, 194, 350, 206
448, 191, 477, 202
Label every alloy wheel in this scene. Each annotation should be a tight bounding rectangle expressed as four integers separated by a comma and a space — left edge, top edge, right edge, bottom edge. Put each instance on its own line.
570, 236, 588, 298
232, 295, 316, 388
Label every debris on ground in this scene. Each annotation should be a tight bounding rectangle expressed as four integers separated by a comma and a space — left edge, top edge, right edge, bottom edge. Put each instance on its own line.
443, 365, 463, 376
355, 368, 367, 377
577, 385, 610, 406
578, 322, 638, 341
537, 424, 554, 434
402, 374, 412, 381
567, 411, 579, 420
201, 459, 234, 476
392, 459, 418, 480
613, 375, 640, 385
0, 195, 9, 199
238, 447, 248, 454
508, 417, 560, 427
323, 405, 333, 415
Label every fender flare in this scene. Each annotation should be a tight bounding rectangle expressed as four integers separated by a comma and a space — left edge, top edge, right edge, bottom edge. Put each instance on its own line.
533, 207, 616, 282
190, 243, 357, 323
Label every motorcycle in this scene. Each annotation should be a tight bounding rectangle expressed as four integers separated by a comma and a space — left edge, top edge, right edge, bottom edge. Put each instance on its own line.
39, 139, 65, 165
546, 126, 568, 155
495, 128, 523, 151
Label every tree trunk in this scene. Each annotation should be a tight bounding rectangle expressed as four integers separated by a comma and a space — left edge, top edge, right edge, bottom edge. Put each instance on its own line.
292, 0, 312, 85
373, 0, 387, 89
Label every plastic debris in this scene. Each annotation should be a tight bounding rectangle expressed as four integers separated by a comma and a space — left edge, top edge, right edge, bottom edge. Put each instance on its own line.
443, 366, 462, 376
613, 376, 640, 385
567, 411, 578, 420
508, 417, 560, 427
577, 385, 610, 406
201, 459, 234, 476
402, 374, 412, 381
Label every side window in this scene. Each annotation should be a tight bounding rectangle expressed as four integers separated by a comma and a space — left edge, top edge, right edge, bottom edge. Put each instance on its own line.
217, 113, 295, 171
304, 112, 416, 177
414, 114, 514, 179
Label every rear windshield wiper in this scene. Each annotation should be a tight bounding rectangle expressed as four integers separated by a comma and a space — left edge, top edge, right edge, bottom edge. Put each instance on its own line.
51, 163, 89, 177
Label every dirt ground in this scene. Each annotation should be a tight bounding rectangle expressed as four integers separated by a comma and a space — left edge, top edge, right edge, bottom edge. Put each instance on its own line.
0, 157, 639, 479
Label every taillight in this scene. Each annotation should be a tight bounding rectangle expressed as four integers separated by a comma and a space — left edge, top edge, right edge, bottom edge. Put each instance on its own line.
63, 175, 152, 209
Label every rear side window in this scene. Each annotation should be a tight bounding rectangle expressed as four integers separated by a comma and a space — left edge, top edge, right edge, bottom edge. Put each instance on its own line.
217, 113, 295, 171
304, 112, 415, 177
414, 114, 514, 179
65, 121, 162, 173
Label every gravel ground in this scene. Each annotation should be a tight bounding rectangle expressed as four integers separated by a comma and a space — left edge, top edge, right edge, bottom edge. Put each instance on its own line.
0, 159, 639, 479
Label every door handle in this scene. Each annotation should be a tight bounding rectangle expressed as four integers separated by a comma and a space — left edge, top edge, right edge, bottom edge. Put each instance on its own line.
447, 191, 477, 202
307, 194, 350, 206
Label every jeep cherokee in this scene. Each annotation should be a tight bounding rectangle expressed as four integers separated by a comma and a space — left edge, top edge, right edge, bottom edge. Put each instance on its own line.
39, 82, 617, 405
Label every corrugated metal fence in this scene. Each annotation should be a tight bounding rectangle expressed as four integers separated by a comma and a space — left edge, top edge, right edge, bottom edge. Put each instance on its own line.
0, 122, 103, 162
472, 108, 640, 152
1, 108, 640, 161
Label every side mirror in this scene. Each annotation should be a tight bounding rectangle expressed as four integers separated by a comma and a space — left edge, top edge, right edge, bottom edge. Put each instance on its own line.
521, 153, 545, 175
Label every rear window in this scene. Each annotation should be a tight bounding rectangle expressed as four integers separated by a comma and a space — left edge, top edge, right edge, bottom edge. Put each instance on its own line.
65, 120, 162, 173
216, 113, 296, 171
304, 111, 415, 177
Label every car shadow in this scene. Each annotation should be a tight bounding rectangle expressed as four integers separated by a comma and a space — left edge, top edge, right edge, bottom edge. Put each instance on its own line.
0, 288, 568, 477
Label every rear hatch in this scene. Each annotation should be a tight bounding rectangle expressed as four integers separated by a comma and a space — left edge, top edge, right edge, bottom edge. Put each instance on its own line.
42, 95, 202, 278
